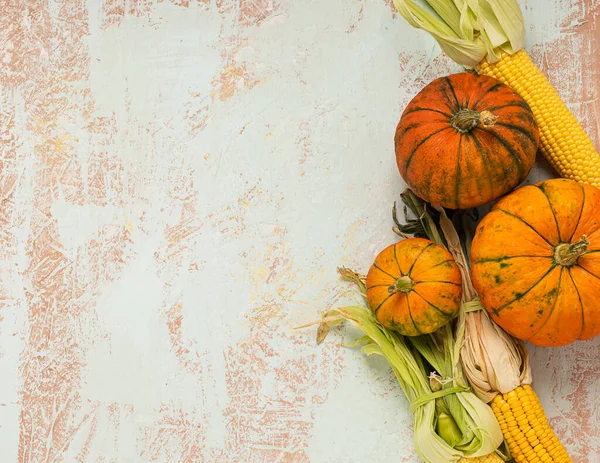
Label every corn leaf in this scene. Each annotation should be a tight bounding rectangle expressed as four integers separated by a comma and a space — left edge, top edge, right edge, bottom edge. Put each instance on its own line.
485, 0, 524, 51
391, 0, 525, 66
423, 0, 463, 36
329, 304, 503, 462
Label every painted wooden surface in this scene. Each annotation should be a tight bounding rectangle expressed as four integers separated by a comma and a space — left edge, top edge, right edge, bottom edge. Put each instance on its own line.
0, 0, 599, 461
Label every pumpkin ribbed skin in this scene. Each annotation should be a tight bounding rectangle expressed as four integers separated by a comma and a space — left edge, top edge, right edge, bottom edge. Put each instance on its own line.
471, 178, 600, 347
366, 238, 462, 336
395, 72, 539, 209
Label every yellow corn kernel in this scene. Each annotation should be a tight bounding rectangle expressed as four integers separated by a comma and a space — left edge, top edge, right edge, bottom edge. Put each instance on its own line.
490, 385, 572, 463
477, 50, 600, 187
458, 452, 504, 462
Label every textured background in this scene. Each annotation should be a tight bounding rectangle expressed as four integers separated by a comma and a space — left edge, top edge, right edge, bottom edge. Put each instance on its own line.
0, 0, 599, 462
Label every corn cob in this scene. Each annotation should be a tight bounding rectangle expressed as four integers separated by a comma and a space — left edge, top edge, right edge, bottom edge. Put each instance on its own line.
477, 50, 600, 186
458, 308, 573, 463
491, 385, 570, 463
457, 307, 573, 463
459, 453, 504, 463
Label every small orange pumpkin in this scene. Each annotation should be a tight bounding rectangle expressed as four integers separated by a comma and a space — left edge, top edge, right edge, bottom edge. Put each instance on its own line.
395, 72, 539, 209
471, 178, 600, 347
366, 238, 462, 335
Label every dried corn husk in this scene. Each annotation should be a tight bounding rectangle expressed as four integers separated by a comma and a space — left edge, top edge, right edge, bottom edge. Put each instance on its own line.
432, 205, 531, 403
461, 309, 531, 402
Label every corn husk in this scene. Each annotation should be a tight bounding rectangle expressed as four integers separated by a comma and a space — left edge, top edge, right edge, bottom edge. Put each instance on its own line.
391, 0, 525, 66
315, 291, 503, 462
461, 309, 532, 403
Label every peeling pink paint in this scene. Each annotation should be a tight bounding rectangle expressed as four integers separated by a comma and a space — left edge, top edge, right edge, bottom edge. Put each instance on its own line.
221, 334, 343, 462
213, 63, 261, 101
101, 0, 152, 29
139, 405, 208, 462
238, 0, 280, 27
346, 3, 365, 34
297, 121, 313, 177
0, 1, 131, 460
165, 302, 207, 375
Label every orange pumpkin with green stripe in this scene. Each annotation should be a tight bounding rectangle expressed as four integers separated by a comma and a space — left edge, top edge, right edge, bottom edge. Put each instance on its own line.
366, 238, 462, 336
395, 72, 539, 209
471, 178, 600, 347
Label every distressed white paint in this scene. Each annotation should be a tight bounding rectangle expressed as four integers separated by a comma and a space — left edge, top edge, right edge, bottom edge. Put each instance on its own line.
0, 0, 599, 461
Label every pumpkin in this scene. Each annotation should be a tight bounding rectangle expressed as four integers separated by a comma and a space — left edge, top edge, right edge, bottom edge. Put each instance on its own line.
395, 72, 539, 210
366, 238, 462, 335
471, 178, 600, 347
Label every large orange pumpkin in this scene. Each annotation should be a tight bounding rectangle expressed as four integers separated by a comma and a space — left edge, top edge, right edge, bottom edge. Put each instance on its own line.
395, 72, 539, 209
471, 178, 600, 347
366, 238, 462, 336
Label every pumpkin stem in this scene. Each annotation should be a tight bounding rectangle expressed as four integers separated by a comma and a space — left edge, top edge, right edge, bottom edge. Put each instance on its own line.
451, 109, 498, 133
389, 275, 414, 294
554, 235, 590, 266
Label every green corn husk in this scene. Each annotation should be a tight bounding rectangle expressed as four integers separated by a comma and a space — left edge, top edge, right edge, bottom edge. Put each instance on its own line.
391, 0, 525, 66
317, 280, 503, 462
